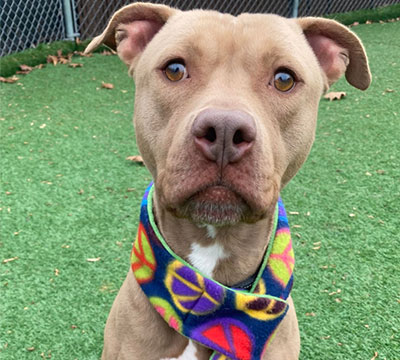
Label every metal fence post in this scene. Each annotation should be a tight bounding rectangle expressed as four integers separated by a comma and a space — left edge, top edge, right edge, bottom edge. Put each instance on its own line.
62, 0, 80, 40
291, 0, 300, 18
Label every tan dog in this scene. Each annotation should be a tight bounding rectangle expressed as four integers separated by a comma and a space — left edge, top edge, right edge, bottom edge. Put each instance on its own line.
85, 3, 370, 359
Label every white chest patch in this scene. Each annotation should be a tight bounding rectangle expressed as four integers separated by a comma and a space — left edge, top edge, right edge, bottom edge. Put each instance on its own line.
188, 241, 229, 278
161, 340, 197, 360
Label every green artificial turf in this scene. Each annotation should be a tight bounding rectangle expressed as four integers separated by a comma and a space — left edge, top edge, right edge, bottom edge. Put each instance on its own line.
1, 21, 399, 360
325, 3, 400, 25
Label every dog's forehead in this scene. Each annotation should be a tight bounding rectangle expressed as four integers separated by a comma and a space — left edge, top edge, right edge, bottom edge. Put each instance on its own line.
166, 11, 303, 48
148, 10, 308, 68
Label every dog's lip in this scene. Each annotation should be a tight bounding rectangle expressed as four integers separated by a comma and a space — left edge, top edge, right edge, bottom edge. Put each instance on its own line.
190, 184, 242, 203
192, 185, 238, 202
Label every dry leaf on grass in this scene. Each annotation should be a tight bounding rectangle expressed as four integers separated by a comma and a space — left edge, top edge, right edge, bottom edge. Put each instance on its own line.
0, 76, 19, 83
126, 155, 144, 164
101, 82, 114, 89
74, 51, 92, 57
324, 91, 346, 101
371, 351, 378, 360
2, 256, 19, 263
59, 57, 69, 64
87, 257, 101, 262
47, 55, 58, 65
20, 64, 33, 71
16, 64, 33, 75
69, 63, 83, 68
101, 50, 116, 56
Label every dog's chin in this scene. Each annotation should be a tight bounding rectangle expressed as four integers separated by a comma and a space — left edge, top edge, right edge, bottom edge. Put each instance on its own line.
172, 186, 254, 226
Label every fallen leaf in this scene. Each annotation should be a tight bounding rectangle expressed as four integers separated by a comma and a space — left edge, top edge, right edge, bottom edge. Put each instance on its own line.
47, 55, 58, 65
20, 64, 33, 72
305, 312, 316, 316
371, 351, 378, 360
349, 213, 356, 217
384, 88, 394, 93
0, 76, 19, 83
329, 289, 341, 296
74, 51, 92, 57
35, 64, 45, 70
16, 64, 33, 75
87, 257, 101, 262
324, 91, 346, 101
289, 211, 299, 215
69, 63, 83, 68
101, 50, 115, 56
3, 256, 19, 263
126, 155, 144, 164
27, 347, 35, 351
59, 57, 69, 64
101, 82, 114, 89
365, 20, 373, 24
54, 269, 59, 276
351, 22, 359, 26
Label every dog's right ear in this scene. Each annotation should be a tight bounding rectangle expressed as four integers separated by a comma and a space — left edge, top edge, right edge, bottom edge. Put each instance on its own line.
84, 3, 177, 67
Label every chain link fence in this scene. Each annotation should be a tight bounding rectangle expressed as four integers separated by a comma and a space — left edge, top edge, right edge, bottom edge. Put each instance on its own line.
1, 0, 398, 56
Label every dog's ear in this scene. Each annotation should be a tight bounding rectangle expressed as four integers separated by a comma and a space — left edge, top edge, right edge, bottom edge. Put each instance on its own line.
297, 17, 371, 90
84, 3, 177, 66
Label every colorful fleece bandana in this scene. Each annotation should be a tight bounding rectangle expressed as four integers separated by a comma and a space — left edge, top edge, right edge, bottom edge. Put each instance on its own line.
131, 183, 294, 360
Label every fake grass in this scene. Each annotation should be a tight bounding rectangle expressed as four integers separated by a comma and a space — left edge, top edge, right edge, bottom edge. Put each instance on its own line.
325, 3, 400, 25
1, 21, 399, 360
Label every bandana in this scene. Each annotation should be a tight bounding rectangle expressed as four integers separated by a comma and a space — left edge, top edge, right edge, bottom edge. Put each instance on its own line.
131, 183, 294, 360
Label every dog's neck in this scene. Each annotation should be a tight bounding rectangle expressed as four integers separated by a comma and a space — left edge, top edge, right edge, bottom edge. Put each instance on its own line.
153, 193, 275, 287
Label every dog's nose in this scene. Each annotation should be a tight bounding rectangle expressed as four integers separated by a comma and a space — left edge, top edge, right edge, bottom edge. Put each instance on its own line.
191, 109, 256, 168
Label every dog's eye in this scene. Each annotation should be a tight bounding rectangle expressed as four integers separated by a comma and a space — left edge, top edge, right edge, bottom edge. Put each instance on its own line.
273, 71, 295, 92
164, 61, 187, 82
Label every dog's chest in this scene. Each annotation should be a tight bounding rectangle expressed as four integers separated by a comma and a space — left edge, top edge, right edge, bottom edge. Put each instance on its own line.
187, 240, 229, 278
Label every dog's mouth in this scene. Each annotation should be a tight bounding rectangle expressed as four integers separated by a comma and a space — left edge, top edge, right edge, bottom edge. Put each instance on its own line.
171, 184, 252, 226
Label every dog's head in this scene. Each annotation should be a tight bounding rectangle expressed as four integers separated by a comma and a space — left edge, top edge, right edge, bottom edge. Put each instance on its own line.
86, 2, 370, 226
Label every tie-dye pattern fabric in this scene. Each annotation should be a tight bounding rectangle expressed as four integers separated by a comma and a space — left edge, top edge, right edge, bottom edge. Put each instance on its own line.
130, 183, 294, 360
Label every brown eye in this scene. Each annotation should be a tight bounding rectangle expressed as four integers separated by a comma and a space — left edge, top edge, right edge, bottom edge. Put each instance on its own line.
274, 71, 295, 92
164, 61, 187, 82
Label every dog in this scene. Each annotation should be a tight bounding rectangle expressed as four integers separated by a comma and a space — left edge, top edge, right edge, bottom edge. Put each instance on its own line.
85, 3, 370, 359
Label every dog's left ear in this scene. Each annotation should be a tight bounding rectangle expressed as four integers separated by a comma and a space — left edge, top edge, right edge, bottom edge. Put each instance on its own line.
297, 17, 371, 90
